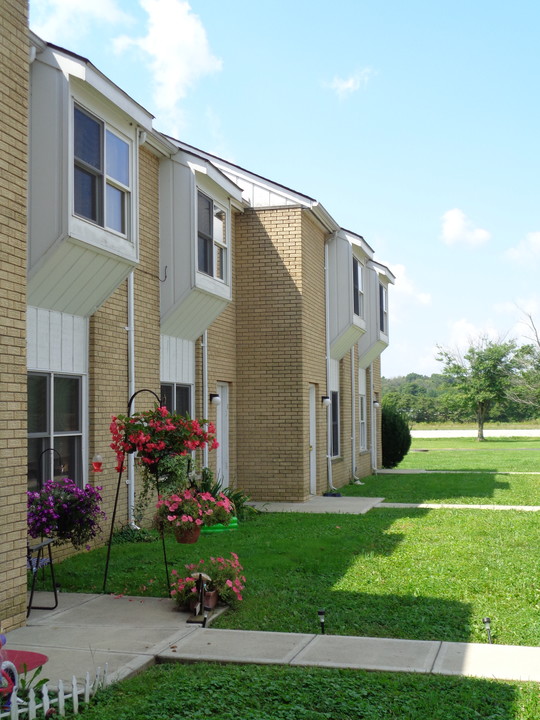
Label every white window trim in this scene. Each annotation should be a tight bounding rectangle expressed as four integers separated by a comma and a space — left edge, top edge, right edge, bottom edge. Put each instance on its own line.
193, 168, 232, 294
359, 393, 367, 452
160, 382, 193, 417
68, 82, 139, 261
196, 188, 230, 284
27, 370, 88, 488
379, 283, 388, 336
353, 257, 365, 319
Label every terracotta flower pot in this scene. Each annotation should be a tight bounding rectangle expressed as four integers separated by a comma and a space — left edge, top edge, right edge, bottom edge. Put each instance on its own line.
174, 525, 201, 544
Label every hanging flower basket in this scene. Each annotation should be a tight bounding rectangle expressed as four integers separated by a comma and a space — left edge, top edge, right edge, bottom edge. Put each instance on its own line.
174, 525, 201, 544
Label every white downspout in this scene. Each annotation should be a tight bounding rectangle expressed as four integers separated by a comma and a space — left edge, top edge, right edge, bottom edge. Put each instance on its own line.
202, 330, 209, 467
370, 362, 378, 473
127, 271, 138, 527
351, 346, 359, 481
324, 241, 336, 491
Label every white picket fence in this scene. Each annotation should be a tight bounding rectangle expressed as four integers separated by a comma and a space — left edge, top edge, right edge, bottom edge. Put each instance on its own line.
0, 666, 107, 719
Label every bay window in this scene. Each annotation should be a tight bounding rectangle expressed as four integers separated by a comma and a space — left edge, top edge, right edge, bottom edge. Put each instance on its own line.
197, 190, 227, 280
74, 104, 131, 236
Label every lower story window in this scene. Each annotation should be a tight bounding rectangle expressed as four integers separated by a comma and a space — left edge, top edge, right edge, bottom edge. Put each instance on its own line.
331, 391, 340, 457
359, 394, 367, 451
27, 372, 83, 492
161, 383, 192, 416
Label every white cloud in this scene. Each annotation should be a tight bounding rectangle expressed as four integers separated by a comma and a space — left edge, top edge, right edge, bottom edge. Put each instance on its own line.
114, 0, 222, 135
325, 68, 374, 99
440, 208, 491, 247
505, 231, 540, 264
30, 0, 132, 42
446, 318, 501, 353
388, 263, 431, 307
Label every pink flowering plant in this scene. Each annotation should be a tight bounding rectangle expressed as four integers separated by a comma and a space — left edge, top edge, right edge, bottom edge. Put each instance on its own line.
198, 491, 235, 527
154, 488, 204, 534
109, 406, 218, 476
170, 553, 245, 609
27, 478, 106, 549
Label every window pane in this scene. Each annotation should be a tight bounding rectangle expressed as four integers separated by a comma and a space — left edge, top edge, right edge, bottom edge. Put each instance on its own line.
28, 437, 46, 493
198, 192, 212, 237
214, 208, 225, 245
28, 374, 48, 433
175, 386, 191, 416
54, 435, 82, 485
106, 130, 129, 186
54, 376, 81, 432
216, 246, 225, 280
331, 391, 339, 457
106, 184, 126, 233
198, 234, 213, 275
353, 259, 359, 316
74, 166, 101, 223
161, 384, 173, 412
74, 107, 102, 170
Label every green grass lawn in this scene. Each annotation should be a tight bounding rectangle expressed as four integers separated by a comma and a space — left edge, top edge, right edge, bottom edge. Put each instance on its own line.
64, 662, 540, 720
44, 508, 540, 646
341, 471, 540, 505
397, 437, 540, 472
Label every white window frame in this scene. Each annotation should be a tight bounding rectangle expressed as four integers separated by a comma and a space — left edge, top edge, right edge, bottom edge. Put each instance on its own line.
379, 283, 388, 335
28, 371, 86, 491
160, 382, 193, 417
359, 393, 367, 451
353, 257, 365, 319
69, 85, 138, 260
197, 189, 228, 283
331, 390, 340, 458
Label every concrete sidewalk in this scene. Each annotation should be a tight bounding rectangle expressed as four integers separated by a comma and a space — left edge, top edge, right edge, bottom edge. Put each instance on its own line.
6, 591, 540, 687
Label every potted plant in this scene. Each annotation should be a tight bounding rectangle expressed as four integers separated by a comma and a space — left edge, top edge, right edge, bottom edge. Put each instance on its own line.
154, 489, 205, 543
27, 478, 106, 550
198, 491, 236, 528
170, 553, 245, 611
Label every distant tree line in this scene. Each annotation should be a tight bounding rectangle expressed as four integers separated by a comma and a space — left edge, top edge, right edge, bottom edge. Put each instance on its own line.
382, 331, 540, 436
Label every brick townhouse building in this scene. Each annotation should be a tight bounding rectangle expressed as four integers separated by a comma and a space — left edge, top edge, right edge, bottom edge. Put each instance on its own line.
0, 2, 394, 631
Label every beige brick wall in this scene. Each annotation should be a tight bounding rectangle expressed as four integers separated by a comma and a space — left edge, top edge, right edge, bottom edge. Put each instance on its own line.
89, 147, 161, 538
234, 207, 307, 501
0, 0, 29, 631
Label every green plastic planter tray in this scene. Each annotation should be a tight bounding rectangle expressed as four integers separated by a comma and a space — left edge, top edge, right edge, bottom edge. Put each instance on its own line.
201, 516, 238, 534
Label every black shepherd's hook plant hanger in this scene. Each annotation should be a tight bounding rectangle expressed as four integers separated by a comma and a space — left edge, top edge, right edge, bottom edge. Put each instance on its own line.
102, 389, 172, 595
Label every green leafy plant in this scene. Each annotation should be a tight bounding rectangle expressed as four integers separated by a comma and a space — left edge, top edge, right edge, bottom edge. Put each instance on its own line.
16, 663, 49, 703
381, 406, 411, 468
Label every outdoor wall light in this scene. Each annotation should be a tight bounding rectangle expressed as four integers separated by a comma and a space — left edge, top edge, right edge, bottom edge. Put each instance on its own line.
92, 454, 103, 473
318, 608, 326, 634
209, 393, 221, 406
373, 401, 381, 409
321, 396, 331, 407
482, 617, 492, 644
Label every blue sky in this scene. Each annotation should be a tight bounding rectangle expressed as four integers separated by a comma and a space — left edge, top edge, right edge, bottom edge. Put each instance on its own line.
30, 0, 540, 378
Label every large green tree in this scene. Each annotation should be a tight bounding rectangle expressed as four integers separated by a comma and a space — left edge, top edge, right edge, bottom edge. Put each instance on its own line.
437, 337, 519, 441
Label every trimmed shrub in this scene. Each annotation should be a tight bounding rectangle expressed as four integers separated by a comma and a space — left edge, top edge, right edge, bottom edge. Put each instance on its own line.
381, 406, 412, 468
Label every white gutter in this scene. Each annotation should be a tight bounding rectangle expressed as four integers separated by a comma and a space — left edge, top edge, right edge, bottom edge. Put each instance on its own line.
127, 271, 137, 527
324, 241, 336, 491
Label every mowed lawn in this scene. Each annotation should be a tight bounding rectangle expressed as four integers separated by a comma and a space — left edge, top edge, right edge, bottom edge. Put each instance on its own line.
342, 437, 540, 505
47, 434, 540, 647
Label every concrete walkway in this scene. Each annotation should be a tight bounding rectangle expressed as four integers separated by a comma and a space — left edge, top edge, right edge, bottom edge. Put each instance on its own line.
7, 592, 540, 687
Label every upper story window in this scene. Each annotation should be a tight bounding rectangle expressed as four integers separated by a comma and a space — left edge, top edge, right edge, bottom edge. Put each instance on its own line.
74, 105, 131, 237
197, 190, 227, 280
353, 257, 364, 318
379, 283, 388, 334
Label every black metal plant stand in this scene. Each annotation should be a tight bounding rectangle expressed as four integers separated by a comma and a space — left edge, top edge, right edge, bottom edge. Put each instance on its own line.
102, 389, 171, 595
